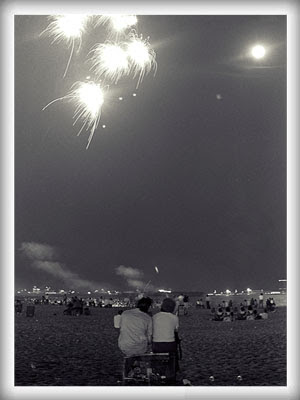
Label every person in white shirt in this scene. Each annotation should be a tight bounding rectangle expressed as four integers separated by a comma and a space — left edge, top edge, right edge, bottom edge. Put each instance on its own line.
118, 297, 153, 357
152, 297, 180, 375
259, 293, 264, 309
114, 310, 123, 328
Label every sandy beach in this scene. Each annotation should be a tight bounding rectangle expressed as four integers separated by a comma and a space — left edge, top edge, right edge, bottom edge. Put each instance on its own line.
15, 304, 286, 386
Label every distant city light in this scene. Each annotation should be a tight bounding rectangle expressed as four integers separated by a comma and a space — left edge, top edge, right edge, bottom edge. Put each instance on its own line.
158, 289, 172, 293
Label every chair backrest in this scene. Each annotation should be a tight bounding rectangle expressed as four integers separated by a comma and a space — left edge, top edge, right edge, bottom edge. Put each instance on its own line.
123, 353, 175, 383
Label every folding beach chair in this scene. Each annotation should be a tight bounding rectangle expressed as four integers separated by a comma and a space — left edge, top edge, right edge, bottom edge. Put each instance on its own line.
122, 353, 176, 385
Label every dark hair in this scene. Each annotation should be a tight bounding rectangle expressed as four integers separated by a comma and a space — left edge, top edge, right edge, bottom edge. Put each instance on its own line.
137, 297, 153, 313
161, 298, 176, 313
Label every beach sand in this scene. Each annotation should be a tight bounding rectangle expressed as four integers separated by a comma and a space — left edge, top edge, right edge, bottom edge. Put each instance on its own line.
15, 305, 286, 386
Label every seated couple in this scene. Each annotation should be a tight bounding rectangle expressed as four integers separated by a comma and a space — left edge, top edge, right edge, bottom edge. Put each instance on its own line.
118, 297, 180, 370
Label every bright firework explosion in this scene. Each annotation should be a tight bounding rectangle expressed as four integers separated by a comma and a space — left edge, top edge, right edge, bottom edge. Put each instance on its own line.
96, 14, 138, 36
89, 42, 130, 83
126, 32, 157, 88
41, 15, 90, 77
42, 81, 105, 149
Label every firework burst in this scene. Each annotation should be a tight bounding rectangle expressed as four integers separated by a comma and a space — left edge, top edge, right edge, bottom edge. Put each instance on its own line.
41, 15, 90, 77
89, 42, 130, 83
95, 14, 138, 36
43, 81, 106, 149
126, 33, 157, 88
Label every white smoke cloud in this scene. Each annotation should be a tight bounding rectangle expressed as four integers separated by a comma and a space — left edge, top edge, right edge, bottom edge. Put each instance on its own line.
33, 260, 102, 290
115, 265, 143, 279
19, 242, 57, 261
20, 241, 110, 290
115, 265, 155, 291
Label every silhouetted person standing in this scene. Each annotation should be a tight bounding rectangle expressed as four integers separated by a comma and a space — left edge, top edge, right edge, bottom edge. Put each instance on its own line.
205, 294, 211, 309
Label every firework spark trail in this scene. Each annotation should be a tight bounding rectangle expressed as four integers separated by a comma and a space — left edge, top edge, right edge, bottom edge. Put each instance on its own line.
89, 42, 130, 83
143, 280, 152, 292
155, 266, 159, 274
125, 32, 157, 89
40, 15, 90, 77
95, 14, 137, 37
42, 81, 105, 149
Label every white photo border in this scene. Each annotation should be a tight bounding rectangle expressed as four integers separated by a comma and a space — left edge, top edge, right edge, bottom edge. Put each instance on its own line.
1, 1, 298, 399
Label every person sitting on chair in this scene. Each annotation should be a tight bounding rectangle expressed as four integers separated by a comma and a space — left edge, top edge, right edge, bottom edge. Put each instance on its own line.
246, 305, 255, 320
118, 297, 153, 357
237, 306, 247, 320
223, 306, 233, 322
213, 307, 224, 321
152, 298, 180, 377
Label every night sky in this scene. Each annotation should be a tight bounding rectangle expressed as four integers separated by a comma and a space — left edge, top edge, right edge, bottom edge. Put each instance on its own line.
15, 15, 286, 293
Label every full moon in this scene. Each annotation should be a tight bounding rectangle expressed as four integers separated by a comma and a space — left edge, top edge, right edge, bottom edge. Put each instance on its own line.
251, 45, 266, 59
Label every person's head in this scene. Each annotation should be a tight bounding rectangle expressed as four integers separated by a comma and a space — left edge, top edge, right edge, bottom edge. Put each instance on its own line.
161, 298, 176, 313
118, 310, 123, 315
137, 297, 153, 313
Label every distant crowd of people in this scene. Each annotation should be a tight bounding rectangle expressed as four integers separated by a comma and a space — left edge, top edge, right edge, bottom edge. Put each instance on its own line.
211, 305, 269, 322
208, 293, 276, 322
15, 291, 278, 320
